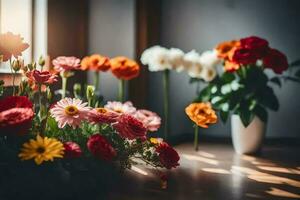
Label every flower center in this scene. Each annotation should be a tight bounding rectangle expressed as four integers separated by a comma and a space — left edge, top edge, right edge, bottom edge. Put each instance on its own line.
36, 146, 45, 154
65, 105, 79, 116
114, 108, 123, 113
96, 108, 107, 114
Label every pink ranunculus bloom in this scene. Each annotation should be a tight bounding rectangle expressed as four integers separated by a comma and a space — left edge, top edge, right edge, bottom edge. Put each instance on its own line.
104, 101, 136, 115
27, 69, 57, 85
52, 56, 81, 72
50, 98, 90, 129
113, 114, 147, 140
134, 109, 161, 132
88, 108, 119, 125
63, 142, 82, 158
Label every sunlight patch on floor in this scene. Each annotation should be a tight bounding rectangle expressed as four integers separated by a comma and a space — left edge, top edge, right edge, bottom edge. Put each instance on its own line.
266, 187, 300, 199
182, 154, 219, 165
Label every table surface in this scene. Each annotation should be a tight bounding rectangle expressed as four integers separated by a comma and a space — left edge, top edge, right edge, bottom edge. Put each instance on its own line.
109, 143, 300, 200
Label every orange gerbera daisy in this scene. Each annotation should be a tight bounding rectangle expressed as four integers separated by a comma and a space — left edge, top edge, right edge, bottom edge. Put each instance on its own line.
0, 32, 29, 61
185, 102, 217, 128
110, 56, 140, 80
80, 54, 111, 71
215, 40, 240, 59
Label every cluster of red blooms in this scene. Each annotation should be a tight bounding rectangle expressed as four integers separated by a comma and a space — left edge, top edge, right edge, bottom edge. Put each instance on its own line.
216, 36, 289, 74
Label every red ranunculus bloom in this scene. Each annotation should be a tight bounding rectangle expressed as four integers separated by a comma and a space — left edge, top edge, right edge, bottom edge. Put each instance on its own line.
156, 142, 180, 169
113, 114, 147, 140
231, 47, 258, 65
0, 96, 34, 135
0, 96, 33, 112
87, 134, 116, 161
0, 108, 34, 135
63, 142, 82, 158
240, 36, 269, 58
263, 48, 288, 74
31, 69, 58, 84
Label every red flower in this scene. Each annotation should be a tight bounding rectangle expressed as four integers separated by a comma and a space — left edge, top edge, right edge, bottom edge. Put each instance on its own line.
87, 134, 116, 161
113, 114, 147, 140
240, 36, 269, 58
0, 108, 34, 135
156, 142, 180, 169
0, 96, 34, 135
263, 48, 288, 74
231, 47, 258, 65
0, 96, 33, 112
63, 142, 82, 158
27, 69, 57, 85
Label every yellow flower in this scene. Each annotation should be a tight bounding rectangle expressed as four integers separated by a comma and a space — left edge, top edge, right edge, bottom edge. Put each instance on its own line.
19, 135, 64, 165
185, 102, 217, 128
150, 137, 163, 145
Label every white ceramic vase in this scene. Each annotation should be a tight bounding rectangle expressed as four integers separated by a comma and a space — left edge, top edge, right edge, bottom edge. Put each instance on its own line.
231, 115, 266, 154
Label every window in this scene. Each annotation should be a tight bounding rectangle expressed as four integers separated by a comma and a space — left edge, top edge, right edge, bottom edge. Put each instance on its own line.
0, 0, 47, 73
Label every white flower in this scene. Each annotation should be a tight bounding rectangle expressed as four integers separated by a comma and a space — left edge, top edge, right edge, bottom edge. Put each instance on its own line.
168, 48, 185, 72
183, 50, 203, 78
201, 66, 217, 82
104, 101, 136, 114
140, 46, 172, 71
199, 50, 220, 69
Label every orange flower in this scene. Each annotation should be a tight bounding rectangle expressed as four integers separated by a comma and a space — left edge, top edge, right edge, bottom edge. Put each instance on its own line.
185, 102, 217, 128
80, 56, 91, 71
110, 56, 140, 80
80, 54, 111, 71
0, 32, 29, 61
215, 40, 240, 59
224, 60, 240, 72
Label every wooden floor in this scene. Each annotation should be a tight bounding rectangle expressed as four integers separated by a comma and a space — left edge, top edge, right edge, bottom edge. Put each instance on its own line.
109, 143, 300, 200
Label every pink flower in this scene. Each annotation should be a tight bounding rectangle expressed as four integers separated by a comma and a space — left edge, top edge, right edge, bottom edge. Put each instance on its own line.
134, 109, 161, 132
87, 134, 116, 161
113, 114, 147, 140
50, 98, 90, 129
88, 108, 119, 124
104, 101, 136, 115
52, 56, 81, 72
63, 142, 82, 158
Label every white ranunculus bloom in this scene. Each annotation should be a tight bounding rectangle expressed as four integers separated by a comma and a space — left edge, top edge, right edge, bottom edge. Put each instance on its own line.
201, 66, 217, 82
183, 50, 203, 78
140, 46, 172, 72
168, 48, 185, 72
199, 50, 220, 69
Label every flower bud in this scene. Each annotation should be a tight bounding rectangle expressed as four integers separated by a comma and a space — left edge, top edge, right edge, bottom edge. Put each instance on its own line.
12, 59, 22, 72
46, 87, 52, 100
86, 85, 95, 100
38, 56, 45, 67
73, 83, 82, 98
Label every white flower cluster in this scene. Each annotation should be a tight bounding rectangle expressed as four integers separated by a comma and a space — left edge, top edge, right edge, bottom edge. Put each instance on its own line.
141, 45, 220, 82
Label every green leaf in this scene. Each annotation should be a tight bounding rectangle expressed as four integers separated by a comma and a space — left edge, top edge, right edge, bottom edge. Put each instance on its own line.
295, 69, 300, 78
290, 59, 300, 67
195, 85, 212, 102
239, 109, 254, 127
221, 72, 235, 83
258, 87, 279, 111
269, 77, 281, 87
220, 110, 229, 123
254, 105, 268, 123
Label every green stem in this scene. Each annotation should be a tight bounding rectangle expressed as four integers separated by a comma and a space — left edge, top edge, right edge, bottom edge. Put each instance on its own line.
94, 71, 100, 92
194, 124, 199, 151
62, 76, 68, 98
118, 79, 125, 102
38, 84, 43, 135
9, 59, 16, 96
163, 70, 170, 141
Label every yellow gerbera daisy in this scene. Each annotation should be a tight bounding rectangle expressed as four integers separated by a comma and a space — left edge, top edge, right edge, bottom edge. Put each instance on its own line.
18, 135, 64, 165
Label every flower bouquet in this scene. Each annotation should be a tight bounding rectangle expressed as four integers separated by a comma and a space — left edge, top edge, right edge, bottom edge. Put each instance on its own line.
0, 32, 180, 199
196, 36, 299, 153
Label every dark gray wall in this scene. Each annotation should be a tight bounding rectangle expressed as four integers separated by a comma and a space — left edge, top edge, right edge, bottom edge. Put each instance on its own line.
88, 0, 135, 101
149, 0, 300, 138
